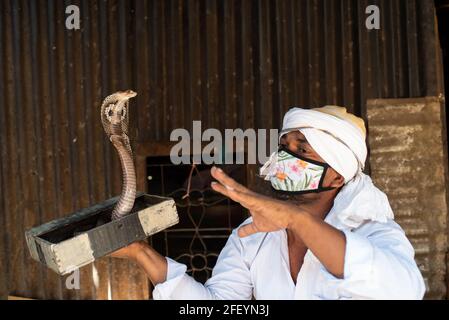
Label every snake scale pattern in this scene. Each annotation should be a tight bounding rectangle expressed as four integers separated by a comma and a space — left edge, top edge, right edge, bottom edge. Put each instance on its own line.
100, 90, 137, 220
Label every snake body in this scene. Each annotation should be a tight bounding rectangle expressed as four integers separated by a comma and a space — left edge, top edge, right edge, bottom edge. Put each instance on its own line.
100, 90, 137, 220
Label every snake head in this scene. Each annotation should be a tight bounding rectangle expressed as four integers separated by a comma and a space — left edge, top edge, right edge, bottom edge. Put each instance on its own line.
117, 90, 137, 99
101, 90, 137, 125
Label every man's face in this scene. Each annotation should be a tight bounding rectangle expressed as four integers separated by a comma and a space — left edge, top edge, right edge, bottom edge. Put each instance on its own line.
272, 131, 344, 202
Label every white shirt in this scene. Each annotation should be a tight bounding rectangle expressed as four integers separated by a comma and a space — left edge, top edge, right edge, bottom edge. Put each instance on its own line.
152, 211, 426, 300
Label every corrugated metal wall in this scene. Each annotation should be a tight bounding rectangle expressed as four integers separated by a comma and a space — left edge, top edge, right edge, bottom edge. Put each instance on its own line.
0, 0, 444, 299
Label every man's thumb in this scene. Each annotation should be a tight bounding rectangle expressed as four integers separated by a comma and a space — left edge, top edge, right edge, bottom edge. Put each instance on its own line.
238, 223, 258, 238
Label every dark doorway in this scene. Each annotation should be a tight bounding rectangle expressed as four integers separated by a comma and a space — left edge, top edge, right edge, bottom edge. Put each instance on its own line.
436, 0, 449, 135
435, 0, 449, 300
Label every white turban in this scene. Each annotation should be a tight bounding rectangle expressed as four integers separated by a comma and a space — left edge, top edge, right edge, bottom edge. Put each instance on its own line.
276, 106, 394, 228
280, 106, 367, 182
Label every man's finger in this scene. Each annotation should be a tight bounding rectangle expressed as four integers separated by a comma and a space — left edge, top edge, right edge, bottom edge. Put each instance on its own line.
210, 181, 231, 198
211, 167, 247, 193
238, 223, 259, 238
211, 182, 252, 208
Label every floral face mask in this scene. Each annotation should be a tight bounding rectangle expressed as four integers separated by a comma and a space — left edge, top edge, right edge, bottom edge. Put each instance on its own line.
260, 146, 335, 194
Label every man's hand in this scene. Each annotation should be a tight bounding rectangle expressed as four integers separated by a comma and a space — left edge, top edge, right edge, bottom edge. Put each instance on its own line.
210, 166, 302, 237
109, 241, 168, 285
108, 241, 145, 261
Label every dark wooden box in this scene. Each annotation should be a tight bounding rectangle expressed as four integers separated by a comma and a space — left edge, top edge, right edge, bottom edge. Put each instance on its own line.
25, 193, 179, 275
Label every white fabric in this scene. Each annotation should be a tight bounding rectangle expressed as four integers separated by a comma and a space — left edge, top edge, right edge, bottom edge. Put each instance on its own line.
326, 173, 394, 228
153, 215, 426, 300
299, 128, 359, 182
280, 107, 367, 182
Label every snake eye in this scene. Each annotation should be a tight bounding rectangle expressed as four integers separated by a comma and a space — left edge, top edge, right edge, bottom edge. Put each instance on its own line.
108, 110, 113, 117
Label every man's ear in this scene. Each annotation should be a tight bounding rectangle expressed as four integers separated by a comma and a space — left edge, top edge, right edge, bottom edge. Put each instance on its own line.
329, 171, 345, 188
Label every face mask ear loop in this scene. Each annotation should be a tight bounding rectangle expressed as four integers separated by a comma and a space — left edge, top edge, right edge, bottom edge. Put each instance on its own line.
318, 164, 329, 189
316, 165, 339, 193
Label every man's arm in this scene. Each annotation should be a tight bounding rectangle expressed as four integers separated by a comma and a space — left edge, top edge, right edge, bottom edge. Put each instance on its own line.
210, 166, 346, 278
110, 241, 167, 286
110, 228, 254, 300
289, 212, 346, 278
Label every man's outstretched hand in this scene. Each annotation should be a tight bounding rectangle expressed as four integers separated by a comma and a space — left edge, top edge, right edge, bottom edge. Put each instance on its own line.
210, 166, 301, 237
210, 166, 346, 278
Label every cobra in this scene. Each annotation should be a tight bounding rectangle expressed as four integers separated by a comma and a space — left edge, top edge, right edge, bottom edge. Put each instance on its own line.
100, 90, 137, 220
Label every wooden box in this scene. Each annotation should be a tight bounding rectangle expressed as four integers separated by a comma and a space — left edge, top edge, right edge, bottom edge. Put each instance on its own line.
25, 193, 179, 275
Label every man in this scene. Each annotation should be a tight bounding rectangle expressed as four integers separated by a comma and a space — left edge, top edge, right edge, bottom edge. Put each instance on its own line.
111, 106, 425, 300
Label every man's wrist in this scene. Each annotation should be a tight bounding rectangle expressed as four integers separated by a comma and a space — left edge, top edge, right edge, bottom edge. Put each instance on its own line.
287, 206, 310, 234
128, 241, 149, 262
